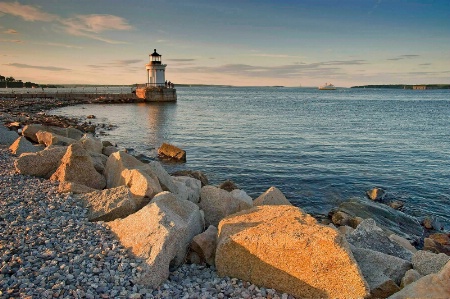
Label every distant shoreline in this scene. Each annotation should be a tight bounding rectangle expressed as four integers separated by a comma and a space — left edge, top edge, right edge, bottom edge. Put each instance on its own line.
351, 84, 450, 89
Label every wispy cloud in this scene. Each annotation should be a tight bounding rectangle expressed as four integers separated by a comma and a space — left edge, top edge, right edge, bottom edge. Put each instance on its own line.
0, 2, 133, 44
0, 1, 57, 21
87, 59, 143, 69
167, 58, 197, 62
0, 39, 23, 43
3, 28, 18, 34
251, 53, 303, 59
5, 63, 70, 71
44, 42, 82, 49
387, 54, 420, 61
173, 59, 367, 79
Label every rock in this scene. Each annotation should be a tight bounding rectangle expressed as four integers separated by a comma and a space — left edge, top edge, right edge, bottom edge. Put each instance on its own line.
9, 136, 40, 155
146, 161, 178, 193
388, 200, 404, 210
199, 185, 250, 227
22, 124, 83, 142
36, 130, 78, 147
190, 225, 218, 266
336, 198, 423, 243
388, 261, 450, 299
87, 114, 96, 119
349, 216, 364, 229
89, 152, 108, 173
218, 180, 239, 192
351, 247, 411, 298
79, 134, 103, 154
253, 186, 291, 206
102, 145, 119, 156
102, 140, 114, 147
338, 225, 355, 237
422, 216, 434, 229
366, 187, 386, 201
389, 234, 417, 253
50, 143, 106, 190
171, 170, 209, 187
14, 146, 67, 178
423, 233, 450, 255
172, 176, 201, 203
158, 142, 186, 161
346, 219, 413, 261
412, 250, 450, 276
230, 189, 253, 210
79, 186, 141, 222
331, 210, 352, 226
216, 205, 369, 299
104, 151, 161, 193
121, 168, 162, 199
0, 126, 19, 146
108, 192, 203, 288
400, 269, 422, 288
58, 181, 97, 194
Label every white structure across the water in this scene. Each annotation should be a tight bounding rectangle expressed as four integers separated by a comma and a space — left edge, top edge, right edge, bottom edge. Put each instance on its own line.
146, 49, 166, 87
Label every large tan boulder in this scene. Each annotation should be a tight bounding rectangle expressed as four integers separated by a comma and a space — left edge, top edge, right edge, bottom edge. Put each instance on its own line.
199, 185, 251, 227
79, 186, 141, 222
108, 192, 203, 288
22, 124, 83, 143
216, 205, 369, 298
50, 143, 106, 190
79, 134, 103, 154
388, 260, 450, 299
36, 130, 78, 147
9, 136, 40, 155
146, 161, 178, 193
158, 142, 186, 161
14, 146, 67, 178
121, 168, 162, 199
253, 186, 291, 206
89, 152, 108, 173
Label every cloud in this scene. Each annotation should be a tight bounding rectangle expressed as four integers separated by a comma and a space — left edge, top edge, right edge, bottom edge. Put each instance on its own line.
5, 63, 70, 71
387, 54, 420, 61
0, 2, 133, 44
173, 59, 367, 79
87, 59, 143, 69
0, 38, 23, 43
251, 53, 303, 59
3, 28, 18, 34
0, 1, 58, 21
44, 42, 82, 49
167, 58, 197, 62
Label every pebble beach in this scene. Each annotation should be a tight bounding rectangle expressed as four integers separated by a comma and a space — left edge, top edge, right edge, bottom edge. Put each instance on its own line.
0, 146, 292, 299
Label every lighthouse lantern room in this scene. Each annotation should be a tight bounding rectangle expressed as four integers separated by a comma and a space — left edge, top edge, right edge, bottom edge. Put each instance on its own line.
146, 49, 166, 87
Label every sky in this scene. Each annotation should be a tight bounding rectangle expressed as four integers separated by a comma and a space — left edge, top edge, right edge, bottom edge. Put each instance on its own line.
0, 0, 449, 87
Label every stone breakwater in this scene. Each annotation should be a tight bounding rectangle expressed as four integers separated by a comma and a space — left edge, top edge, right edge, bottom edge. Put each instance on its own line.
0, 147, 291, 299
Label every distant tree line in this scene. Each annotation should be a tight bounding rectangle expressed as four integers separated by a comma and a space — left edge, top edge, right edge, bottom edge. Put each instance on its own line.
0, 75, 57, 88
351, 84, 450, 89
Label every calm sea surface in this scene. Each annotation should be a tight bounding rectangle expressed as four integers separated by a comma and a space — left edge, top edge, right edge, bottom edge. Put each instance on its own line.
49, 86, 450, 228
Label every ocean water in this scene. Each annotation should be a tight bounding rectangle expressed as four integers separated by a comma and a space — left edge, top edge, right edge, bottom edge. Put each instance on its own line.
50, 86, 450, 228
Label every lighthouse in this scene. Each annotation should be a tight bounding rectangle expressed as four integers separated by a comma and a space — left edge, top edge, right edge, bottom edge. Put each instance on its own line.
146, 49, 166, 87
136, 49, 177, 102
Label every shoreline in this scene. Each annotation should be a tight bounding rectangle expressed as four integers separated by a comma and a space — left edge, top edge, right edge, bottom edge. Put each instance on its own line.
1, 96, 449, 298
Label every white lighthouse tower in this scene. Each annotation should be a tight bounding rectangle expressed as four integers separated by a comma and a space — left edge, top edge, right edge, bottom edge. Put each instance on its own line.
146, 49, 166, 87
136, 49, 177, 102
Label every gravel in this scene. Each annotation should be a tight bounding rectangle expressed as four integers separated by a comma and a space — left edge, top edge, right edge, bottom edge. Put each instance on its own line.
0, 147, 293, 299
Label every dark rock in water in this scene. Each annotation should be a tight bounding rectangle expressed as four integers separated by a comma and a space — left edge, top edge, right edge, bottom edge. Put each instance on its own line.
87, 115, 96, 119
423, 233, 450, 255
336, 198, 423, 243
366, 187, 386, 201
421, 216, 443, 231
218, 180, 239, 192
158, 143, 186, 162
388, 200, 404, 210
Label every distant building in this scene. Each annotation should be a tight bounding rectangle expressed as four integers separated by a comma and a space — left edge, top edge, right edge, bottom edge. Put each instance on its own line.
413, 85, 427, 90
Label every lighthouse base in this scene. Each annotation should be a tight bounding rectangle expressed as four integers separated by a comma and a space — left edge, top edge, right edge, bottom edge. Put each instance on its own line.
136, 87, 177, 102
